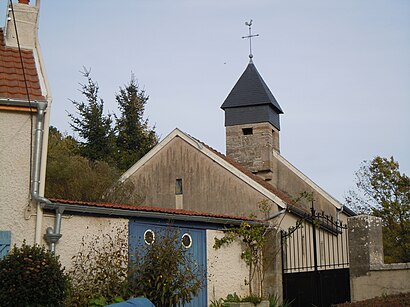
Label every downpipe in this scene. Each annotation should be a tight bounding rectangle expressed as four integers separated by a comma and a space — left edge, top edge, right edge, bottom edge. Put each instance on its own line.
265, 208, 287, 221
31, 101, 62, 252
336, 206, 344, 230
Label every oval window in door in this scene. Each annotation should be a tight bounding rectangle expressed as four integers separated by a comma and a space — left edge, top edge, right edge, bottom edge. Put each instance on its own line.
181, 233, 192, 249
144, 229, 155, 245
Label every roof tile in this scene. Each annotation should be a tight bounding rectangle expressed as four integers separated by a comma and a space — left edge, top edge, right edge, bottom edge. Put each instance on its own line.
48, 198, 265, 223
221, 61, 283, 114
0, 28, 45, 101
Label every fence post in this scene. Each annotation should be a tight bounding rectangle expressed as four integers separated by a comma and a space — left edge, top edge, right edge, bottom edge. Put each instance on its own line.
347, 215, 384, 301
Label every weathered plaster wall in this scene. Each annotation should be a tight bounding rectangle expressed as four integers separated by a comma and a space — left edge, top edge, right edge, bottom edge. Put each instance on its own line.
348, 215, 410, 302
5, 2, 39, 49
0, 111, 36, 246
262, 228, 283, 301
125, 137, 278, 218
351, 266, 410, 301
42, 214, 128, 269
272, 155, 337, 215
207, 229, 249, 302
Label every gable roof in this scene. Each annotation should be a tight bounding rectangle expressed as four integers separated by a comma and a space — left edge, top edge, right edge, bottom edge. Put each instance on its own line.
221, 60, 283, 114
120, 128, 348, 213
120, 128, 291, 210
0, 28, 45, 102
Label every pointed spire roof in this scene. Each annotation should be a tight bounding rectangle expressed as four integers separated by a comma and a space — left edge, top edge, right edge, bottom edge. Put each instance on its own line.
221, 60, 283, 114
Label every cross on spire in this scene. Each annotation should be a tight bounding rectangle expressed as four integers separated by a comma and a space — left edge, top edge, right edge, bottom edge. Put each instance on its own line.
242, 19, 259, 60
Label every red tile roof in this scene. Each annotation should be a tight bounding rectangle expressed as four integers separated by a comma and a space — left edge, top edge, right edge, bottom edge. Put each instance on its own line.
48, 198, 266, 223
0, 28, 45, 101
191, 136, 295, 206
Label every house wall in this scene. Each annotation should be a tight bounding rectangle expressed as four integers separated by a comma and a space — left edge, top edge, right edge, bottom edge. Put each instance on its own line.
42, 214, 128, 269
271, 154, 338, 216
125, 137, 278, 218
207, 229, 249, 302
43, 214, 250, 306
0, 111, 36, 246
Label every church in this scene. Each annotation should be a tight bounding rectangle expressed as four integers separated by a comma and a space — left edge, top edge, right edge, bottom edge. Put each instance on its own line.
117, 55, 354, 226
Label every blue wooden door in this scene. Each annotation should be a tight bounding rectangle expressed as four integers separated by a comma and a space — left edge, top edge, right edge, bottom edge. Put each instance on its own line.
129, 221, 207, 306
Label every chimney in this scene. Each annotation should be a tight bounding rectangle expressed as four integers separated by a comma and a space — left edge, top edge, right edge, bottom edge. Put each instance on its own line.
5, 0, 39, 49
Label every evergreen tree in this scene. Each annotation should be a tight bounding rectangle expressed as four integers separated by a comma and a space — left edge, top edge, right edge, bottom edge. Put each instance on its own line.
345, 156, 410, 263
115, 74, 158, 171
46, 126, 121, 202
68, 68, 115, 164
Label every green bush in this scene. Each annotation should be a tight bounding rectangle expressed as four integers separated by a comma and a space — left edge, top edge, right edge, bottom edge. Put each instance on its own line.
0, 243, 68, 307
66, 226, 129, 306
129, 228, 205, 306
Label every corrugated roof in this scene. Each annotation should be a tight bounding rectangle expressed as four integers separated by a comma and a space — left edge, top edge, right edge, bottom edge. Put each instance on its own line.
0, 28, 45, 101
221, 60, 283, 114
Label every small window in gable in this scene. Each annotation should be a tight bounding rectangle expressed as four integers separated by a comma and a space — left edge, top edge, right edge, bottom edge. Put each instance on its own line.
242, 128, 253, 135
175, 178, 183, 195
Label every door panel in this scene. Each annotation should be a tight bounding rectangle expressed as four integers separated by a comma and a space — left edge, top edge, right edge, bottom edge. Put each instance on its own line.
129, 221, 207, 306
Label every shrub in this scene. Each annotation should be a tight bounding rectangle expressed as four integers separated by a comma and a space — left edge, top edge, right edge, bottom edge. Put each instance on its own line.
129, 228, 205, 306
0, 243, 68, 307
66, 226, 129, 306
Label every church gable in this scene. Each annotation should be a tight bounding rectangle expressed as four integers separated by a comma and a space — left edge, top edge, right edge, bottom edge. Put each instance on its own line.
119, 129, 288, 218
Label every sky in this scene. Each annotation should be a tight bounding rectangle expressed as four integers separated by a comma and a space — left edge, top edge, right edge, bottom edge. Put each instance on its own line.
3, 0, 409, 204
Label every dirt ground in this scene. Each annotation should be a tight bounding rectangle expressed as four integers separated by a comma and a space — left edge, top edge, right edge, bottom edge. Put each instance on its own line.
335, 292, 410, 307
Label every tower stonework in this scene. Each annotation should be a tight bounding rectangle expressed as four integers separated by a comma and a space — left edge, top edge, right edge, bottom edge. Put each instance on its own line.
226, 123, 279, 181
221, 60, 283, 181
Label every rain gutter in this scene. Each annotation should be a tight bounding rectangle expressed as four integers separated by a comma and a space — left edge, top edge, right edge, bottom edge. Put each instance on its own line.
42, 202, 269, 227
0, 98, 39, 107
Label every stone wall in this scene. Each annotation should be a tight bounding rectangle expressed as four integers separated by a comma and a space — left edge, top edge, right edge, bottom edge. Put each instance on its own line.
226, 122, 279, 180
348, 215, 410, 302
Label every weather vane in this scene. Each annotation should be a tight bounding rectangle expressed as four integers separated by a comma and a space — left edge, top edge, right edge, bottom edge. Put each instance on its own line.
242, 19, 259, 60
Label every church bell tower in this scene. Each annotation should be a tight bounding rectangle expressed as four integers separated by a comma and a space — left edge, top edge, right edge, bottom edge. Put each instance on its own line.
221, 21, 283, 181
221, 58, 283, 181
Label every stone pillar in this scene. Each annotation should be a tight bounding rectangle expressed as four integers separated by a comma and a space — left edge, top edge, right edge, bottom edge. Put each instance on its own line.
262, 228, 283, 302
348, 215, 384, 301
348, 215, 384, 278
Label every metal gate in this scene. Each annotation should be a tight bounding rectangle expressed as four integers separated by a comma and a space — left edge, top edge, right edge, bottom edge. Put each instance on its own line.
281, 207, 350, 307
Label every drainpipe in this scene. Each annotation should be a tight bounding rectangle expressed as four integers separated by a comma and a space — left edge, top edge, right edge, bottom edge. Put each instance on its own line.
265, 208, 287, 221
45, 207, 63, 253
336, 206, 344, 230
31, 101, 62, 252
